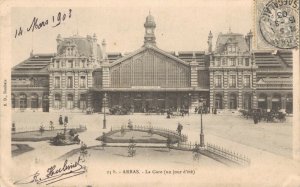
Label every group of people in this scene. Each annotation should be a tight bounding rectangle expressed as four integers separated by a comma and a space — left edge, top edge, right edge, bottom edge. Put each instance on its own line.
59, 115, 69, 126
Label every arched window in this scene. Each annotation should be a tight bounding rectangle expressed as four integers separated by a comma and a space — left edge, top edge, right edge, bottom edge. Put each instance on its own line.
243, 93, 252, 110
54, 94, 61, 109
272, 94, 281, 111
66, 94, 74, 109
258, 93, 267, 109
229, 93, 237, 109
215, 94, 223, 109
79, 94, 86, 110
11, 94, 15, 108
19, 93, 27, 109
31, 93, 39, 108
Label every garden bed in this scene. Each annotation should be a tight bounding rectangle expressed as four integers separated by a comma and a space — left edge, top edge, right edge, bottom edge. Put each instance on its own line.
12, 144, 34, 157
12, 127, 86, 142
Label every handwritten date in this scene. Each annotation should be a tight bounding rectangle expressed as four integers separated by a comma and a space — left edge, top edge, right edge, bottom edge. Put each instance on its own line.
15, 9, 72, 38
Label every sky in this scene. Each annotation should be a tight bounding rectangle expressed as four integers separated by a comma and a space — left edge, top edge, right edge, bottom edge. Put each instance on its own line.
11, 0, 253, 66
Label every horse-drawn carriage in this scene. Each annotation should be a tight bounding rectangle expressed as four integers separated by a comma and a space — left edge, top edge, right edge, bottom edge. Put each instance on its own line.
109, 105, 131, 115
240, 108, 286, 122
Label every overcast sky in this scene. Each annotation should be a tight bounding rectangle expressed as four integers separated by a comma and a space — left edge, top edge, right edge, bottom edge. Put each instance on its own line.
11, 0, 252, 66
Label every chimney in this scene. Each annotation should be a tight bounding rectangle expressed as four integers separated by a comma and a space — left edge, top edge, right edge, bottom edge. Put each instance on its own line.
247, 30, 253, 51
207, 31, 213, 53
102, 39, 108, 61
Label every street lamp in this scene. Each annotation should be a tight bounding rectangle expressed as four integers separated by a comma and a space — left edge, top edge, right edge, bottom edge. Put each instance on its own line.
199, 98, 205, 147
103, 93, 107, 129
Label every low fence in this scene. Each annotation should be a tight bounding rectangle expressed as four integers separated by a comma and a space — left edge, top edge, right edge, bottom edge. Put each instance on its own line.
169, 142, 250, 166
12, 124, 86, 133
206, 143, 251, 166
111, 125, 188, 142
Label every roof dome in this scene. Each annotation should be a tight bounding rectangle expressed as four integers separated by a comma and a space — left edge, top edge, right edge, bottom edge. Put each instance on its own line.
144, 12, 156, 27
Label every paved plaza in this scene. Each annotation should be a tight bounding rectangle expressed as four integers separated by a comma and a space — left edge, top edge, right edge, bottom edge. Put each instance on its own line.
10, 112, 300, 185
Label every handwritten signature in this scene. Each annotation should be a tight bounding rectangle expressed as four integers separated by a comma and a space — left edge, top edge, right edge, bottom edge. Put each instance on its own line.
14, 9, 72, 39
14, 156, 86, 185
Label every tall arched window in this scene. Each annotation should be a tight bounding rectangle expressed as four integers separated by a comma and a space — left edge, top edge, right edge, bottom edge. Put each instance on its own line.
79, 94, 86, 110
54, 94, 61, 109
19, 93, 27, 109
272, 94, 281, 111
229, 93, 237, 109
31, 93, 39, 108
215, 94, 223, 109
258, 93, 267, 109
66, 94, 74, 109
243, 93, 252, 110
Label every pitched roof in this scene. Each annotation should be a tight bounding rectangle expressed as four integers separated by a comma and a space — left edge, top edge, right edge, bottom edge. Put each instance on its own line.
57, 36, 103, 59
109, 45, 190, 67
254, 50, 293, 68
215, 33, 249, 53
12, 54, 55, 75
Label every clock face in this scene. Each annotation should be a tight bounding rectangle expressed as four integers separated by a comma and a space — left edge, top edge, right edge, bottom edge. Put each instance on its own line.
146, 29, 152, 34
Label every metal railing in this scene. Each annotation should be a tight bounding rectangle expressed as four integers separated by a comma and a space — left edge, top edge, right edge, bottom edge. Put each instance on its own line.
206, 143, 251, 166
112, 125, 188, 142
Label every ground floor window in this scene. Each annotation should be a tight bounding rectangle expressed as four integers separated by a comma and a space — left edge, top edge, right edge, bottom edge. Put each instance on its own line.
19, 93, 27, 109
54, 94, 61, 109
31, 93, 39, 108
258, 94, 267, 109
79, 94, 87, 109
215, 94, 222, 109
272, 94, 281, 111
243, 94, 252, 110
66, 94, 74, 109
229, 94, 237, 109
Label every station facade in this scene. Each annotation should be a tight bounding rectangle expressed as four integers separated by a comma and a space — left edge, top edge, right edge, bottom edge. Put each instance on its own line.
11, 13, 293, 113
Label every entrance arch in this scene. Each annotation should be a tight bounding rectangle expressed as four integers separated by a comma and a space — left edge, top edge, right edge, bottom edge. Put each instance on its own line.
19, 93, 27, 110
272, 94, 281, 111
66, 94, 74, 109
258, 93, 267, 109
243, 93, 252, 110
54, 93, 61, 109
31, 93, 39, 109
229, 93, 237, 109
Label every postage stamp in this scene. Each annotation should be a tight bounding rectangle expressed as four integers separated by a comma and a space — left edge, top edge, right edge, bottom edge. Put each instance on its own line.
256, 0, 299, 49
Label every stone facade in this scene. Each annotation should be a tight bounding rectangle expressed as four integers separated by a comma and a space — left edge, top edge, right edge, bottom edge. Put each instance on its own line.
11, 13, 293, 113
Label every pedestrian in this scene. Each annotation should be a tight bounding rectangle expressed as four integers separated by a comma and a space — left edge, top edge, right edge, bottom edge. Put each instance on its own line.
49, 121, 54, 130
253, 112, 258, 124
194, 107, 198, 114
59, 115, 63, 125
64, 116, 68, 125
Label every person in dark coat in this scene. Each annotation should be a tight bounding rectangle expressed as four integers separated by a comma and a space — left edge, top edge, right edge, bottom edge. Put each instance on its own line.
253, 112, 258, 124
64, 116, 68, 125
59, 115, 63, 125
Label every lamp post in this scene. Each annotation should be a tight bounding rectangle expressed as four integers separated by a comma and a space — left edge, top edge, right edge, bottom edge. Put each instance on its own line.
199, 98, 205, 147
103, 93, 107, 129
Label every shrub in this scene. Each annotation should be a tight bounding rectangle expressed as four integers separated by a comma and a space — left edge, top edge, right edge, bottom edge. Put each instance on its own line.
128, 137, 136, 157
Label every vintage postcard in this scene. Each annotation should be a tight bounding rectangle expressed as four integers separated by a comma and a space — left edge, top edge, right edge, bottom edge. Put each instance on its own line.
0, 0, 299, 186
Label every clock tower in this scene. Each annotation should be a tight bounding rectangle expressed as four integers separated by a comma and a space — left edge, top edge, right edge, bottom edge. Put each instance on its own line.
143, 12, 156, 47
